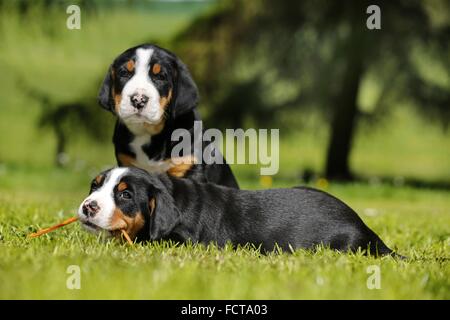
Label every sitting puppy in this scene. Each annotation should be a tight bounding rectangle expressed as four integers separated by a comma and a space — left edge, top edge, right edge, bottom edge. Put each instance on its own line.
78, 167, 401, 257
98, 43, 238, 187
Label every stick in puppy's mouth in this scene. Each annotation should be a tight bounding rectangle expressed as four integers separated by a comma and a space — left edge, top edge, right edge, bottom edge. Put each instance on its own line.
28, 216, 133, 245
28, 216, 78, 238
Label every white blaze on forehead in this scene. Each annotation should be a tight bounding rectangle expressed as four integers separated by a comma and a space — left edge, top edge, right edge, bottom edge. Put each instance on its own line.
135, 48, 153, 76
118, 47, 163, 132
78, 167, 129, 230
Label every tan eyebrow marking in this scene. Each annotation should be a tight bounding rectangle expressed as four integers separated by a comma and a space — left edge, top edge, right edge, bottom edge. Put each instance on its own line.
95, 175, 103, 184
126, 60, 135, 72
117, 182, 128, 192
152, 63, 161, 75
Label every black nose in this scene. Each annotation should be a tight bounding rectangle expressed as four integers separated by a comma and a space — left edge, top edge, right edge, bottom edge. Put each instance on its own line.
82, 200, 100, 217
130, 93, 149, 110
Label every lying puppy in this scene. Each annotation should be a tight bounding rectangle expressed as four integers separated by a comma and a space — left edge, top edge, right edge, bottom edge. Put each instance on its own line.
78, 167, 400, 257
98, 43, 238, 188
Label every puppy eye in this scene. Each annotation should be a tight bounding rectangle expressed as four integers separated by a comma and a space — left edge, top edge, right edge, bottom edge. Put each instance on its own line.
152, 72, 165, 81
90, 181, 99, 191
119, 190, 132, 200
118, 68, 130, 77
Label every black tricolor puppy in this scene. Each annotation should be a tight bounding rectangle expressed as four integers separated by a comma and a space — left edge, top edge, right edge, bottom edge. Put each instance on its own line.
78, 167, 401, 257
98, 43, 238, 187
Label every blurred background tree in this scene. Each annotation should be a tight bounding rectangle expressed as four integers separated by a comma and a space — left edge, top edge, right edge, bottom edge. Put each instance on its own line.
22, 83, 108, 167
174, 0, 449, 180
0, 0, 448, 187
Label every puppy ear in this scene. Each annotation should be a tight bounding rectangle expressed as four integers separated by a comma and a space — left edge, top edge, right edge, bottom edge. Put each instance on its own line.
98, 65, 114, 112
148, 186, 180, 240
172, 58, 199, 118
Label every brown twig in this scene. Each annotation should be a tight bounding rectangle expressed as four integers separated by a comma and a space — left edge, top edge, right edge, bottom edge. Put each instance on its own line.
121, 229, 133, 245
28, 216, 78, 238
28, 216, 133, 245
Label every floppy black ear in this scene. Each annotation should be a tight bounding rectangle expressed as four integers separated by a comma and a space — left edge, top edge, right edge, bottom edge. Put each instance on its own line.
148, 185, 180, 240
172, 58, 199, 118
98, 65, 114, 112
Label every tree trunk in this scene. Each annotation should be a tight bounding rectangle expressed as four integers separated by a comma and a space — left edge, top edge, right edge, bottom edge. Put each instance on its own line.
325, 8, 366, 181
325, 58, 363, 180
55, 125, 66, 167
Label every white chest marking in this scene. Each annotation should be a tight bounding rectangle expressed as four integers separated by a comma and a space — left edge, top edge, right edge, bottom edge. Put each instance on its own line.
129, 135, 172, 173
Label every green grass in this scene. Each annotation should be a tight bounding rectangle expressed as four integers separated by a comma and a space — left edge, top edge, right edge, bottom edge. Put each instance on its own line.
0, 3, 449, 300
0, 174, 449, 299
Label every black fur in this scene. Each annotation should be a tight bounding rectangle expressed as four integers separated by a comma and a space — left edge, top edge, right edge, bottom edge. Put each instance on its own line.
97, 167, 402, 257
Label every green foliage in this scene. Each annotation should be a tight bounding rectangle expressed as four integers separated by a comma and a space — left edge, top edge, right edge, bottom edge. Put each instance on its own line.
0, 1, 204, 163
174, 0, 450, 178
176, 0, 450, 128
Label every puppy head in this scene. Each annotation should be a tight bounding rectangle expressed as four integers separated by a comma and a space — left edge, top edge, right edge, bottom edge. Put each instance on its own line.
98, 44, 199, 135
78, 167, 147, 240
78, 167, 179, 241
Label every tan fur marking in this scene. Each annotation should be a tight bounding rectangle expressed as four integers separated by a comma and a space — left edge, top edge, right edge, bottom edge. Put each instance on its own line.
113, 92, 122, 113
95, 175, 103, 184
152, 63, 161, 75
149, 198, 156, 216
117, 182, 128, 192
167, 155, 197, 178
110, 69, 122, 113
111, 208, 145, 241
126, 60, 135, 72
117, 153, 136, 167
159, 88, 173, 110
110, 208, 127, 231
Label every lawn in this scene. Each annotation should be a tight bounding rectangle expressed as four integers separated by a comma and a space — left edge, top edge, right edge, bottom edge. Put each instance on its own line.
0, 173, 449, 299
0, 2, 449, 300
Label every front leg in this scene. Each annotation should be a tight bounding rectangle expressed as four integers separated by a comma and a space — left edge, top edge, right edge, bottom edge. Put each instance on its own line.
166, 155, 198, 178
